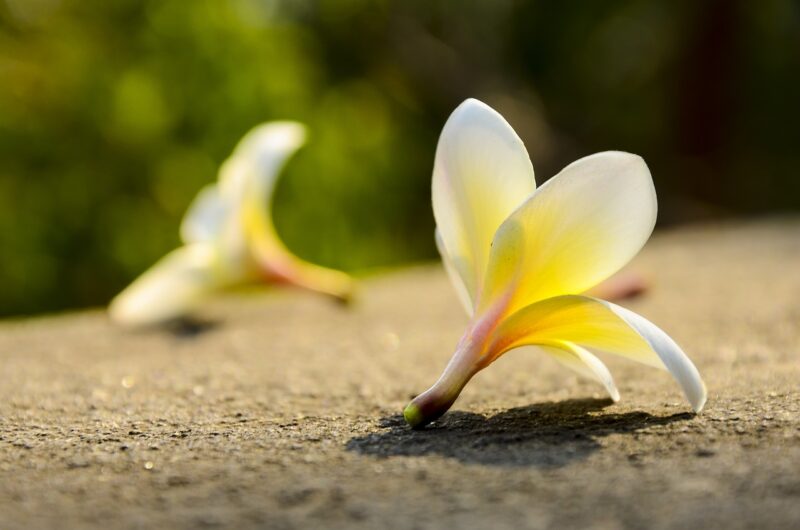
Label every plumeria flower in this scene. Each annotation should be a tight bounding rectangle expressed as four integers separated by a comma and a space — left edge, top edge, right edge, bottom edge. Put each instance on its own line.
110, 122, 353, 327
404, 99, 706, 428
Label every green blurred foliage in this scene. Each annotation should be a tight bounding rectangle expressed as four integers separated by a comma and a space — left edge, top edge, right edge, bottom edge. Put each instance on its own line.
0, 0, 798, 317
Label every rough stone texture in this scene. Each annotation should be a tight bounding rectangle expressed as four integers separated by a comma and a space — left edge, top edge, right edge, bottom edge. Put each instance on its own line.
0, 219, 798, 530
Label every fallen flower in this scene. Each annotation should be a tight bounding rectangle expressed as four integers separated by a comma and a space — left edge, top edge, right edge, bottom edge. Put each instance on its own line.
110, 122, 353, 327
404, 99, 706, 428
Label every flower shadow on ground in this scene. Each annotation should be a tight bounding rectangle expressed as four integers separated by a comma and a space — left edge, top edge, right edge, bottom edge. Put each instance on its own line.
166, 317, 219, 338
347, 398, 693, 468
114, 316, 220, 339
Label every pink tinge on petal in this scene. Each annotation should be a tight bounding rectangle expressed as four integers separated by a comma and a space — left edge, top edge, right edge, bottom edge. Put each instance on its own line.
586, 270, 649, 301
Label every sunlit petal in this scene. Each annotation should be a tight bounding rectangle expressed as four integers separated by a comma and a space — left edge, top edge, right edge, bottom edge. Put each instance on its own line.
109, 244, 223, 327
535, 341, 620, 401
181, 123, 307, 263
435, 229, 472, 316
603, 301, 706, 412
180, 185, 229, 244
432, 99, 535, 309
480, 151, 656, 315
215, 122, 310, 277
220, 121, 307, 206
492, 295, 707, 412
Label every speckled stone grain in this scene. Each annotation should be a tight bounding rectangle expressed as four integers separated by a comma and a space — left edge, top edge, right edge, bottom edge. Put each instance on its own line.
0, 218, 798, 530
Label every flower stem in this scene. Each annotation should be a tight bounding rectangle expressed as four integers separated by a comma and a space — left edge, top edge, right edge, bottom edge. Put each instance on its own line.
254, 245, 354, 302
403, 335, 483, 429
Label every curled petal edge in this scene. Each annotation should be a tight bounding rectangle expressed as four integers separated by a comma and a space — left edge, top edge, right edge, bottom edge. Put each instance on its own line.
109, 244, 223, 327
493, 295, 707, 412
534, 341, 620, 402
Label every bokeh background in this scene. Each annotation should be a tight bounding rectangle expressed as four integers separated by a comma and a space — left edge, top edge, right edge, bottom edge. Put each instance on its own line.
1, 0, 798, 317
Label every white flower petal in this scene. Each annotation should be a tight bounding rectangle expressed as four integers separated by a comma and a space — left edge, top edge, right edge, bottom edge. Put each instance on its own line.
481, 151, 656, 315
601, 300, 707, 412
180, 179, 250, 277
184, 121, 307, 275
432, 99, 535, 309
226, 122, 307, 265
179, 123, 306, 261
109, 244, 222, 327
220, 121, 307, 206
180, 185, 229, 244
493, 295, 707, 412
435, 229, 473, 316
536, 341, 620, 402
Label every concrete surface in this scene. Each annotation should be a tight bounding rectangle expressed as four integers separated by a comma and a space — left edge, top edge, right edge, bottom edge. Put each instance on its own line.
0, 218, 798, 529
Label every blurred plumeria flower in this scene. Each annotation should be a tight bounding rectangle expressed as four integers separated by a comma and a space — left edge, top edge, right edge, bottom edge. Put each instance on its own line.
110, 122, 353, 327
404, 99, 706, 428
